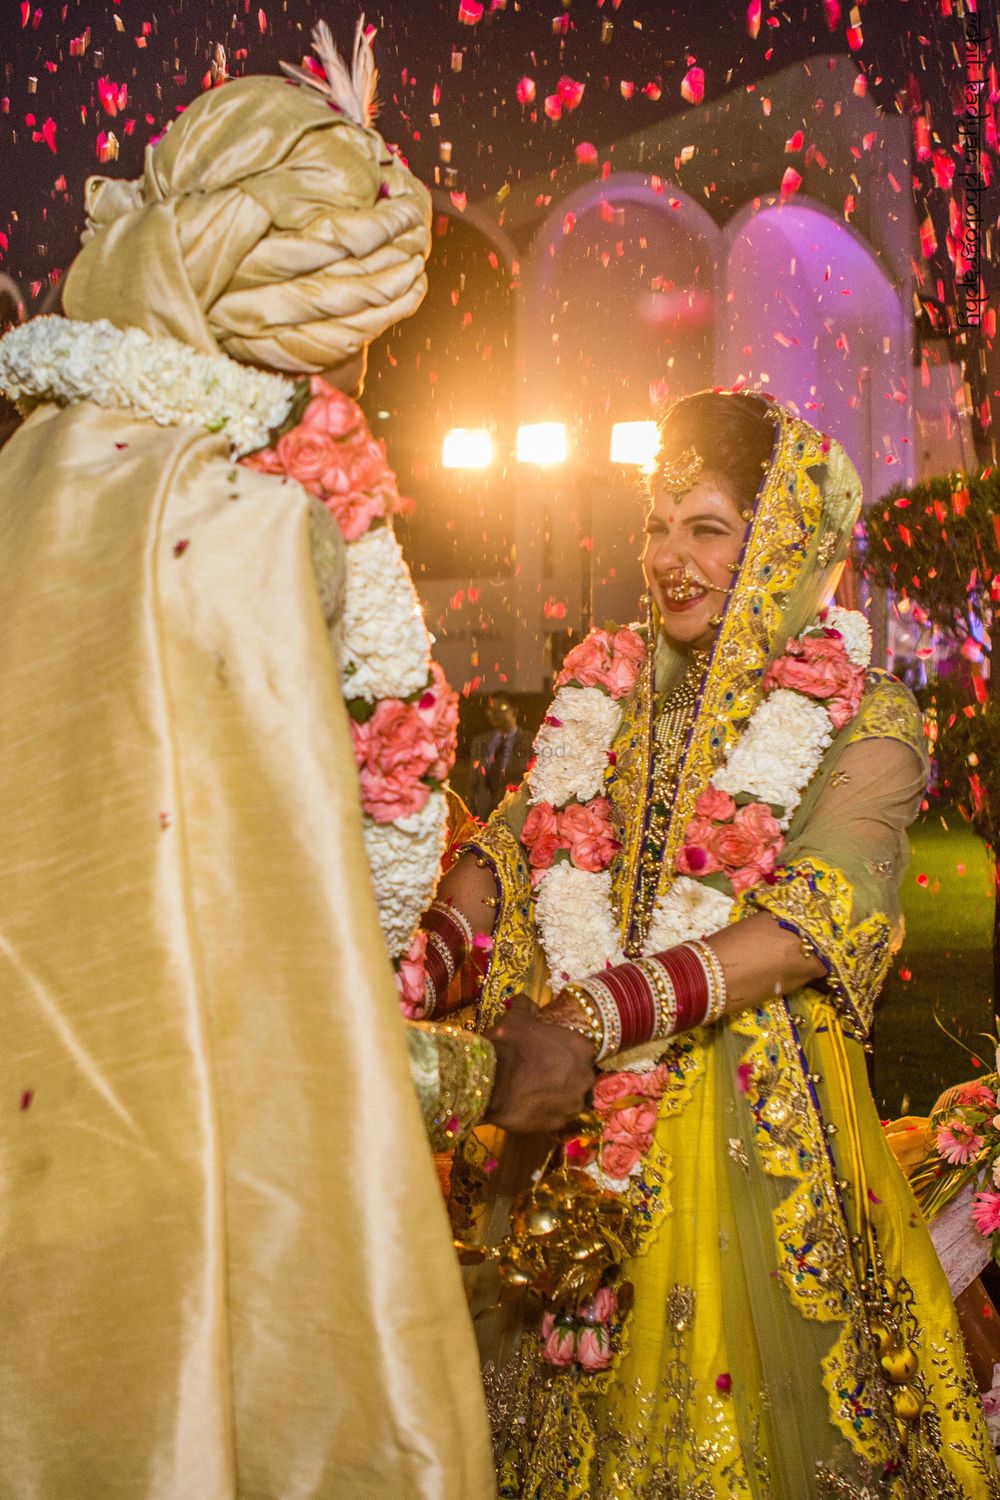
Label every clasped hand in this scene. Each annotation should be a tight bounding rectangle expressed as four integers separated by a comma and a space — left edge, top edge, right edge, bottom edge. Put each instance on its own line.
483, 994, 596, 1134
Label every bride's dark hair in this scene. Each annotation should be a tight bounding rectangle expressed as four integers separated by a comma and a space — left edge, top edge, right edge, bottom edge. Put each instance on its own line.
657, 391, 776, 513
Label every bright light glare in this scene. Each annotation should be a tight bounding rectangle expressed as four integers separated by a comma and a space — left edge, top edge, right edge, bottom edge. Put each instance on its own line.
610, 421, 660, 470
516, 422, 568, 466
442, 428, 493, 469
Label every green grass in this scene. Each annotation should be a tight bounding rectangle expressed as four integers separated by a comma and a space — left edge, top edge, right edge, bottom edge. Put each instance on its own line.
872, 813, 996, 1119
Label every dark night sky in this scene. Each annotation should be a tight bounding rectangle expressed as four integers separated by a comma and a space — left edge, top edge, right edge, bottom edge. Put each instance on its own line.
1, 0, 996, 434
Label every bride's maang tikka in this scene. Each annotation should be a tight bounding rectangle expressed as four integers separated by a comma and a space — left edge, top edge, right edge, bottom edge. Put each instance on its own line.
659, 445, 703, 495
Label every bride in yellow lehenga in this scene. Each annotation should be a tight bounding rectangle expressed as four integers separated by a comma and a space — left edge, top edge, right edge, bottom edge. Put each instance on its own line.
425, 390, 999, 1498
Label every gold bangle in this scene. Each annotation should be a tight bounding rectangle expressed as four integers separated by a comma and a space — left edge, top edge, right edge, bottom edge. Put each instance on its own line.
551, 982, 607, 1058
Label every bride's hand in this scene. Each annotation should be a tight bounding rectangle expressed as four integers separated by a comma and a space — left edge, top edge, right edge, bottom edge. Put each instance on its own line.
484, 995, 595, 1134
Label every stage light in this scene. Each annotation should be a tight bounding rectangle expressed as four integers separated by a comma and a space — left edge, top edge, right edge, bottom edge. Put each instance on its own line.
442, 428, 493, 469
609, 420, 660, 470
516, 422, 568, 466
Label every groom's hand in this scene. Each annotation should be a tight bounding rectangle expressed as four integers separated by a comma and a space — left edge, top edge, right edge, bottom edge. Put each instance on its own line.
484, 994, 595, 1134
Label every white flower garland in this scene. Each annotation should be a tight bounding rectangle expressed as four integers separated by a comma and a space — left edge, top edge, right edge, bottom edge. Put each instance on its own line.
0, 316, 444, 964
0, 316, 294, 457
528, 612, 871, 1000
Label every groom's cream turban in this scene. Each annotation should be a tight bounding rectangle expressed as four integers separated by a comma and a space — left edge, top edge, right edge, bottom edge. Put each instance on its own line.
62, 73, 431, 375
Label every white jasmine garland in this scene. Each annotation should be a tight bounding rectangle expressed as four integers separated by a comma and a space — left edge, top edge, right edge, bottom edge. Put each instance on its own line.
341, 525, 431, 702
0, 316, 294, 457
711, 690, 833, 829
824, 605, 873, 667
534, 864, 624, 988
528, 686, 624, 806
362, 790, 449, 960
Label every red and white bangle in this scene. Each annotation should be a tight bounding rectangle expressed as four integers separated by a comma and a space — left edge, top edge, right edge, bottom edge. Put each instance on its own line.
419, 900, 477, 1018
561, 938, 729, 1059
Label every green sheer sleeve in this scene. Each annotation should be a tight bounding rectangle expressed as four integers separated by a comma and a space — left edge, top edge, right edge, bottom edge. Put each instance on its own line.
734, 672, 928, 1039
404, 1022, 497, 1151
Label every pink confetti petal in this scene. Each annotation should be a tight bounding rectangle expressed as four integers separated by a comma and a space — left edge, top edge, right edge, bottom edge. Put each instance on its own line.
681, 66, 704, 106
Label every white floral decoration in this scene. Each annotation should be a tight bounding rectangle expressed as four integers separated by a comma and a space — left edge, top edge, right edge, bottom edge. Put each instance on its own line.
528, 685, 624, 806
824, 605, 873, 668
341, 525, 431, 703
534, 863, 624, 990
646, 877, 736, 952
363, 792, 449, 960
711, 690, 833, 829
0, 316, 294, 457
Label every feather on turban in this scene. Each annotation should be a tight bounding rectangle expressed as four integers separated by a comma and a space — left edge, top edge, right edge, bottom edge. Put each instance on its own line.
63, 70, 431, 376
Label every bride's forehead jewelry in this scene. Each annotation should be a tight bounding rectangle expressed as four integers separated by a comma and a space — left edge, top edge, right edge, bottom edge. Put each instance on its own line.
659, 445, 703, 495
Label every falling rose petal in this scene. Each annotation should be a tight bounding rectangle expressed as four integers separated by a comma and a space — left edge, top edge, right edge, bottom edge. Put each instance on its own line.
450, 190, 467, 212
620, 80, 635, 100
544, 94, 562, 121
681, 66, 704, 106
747, 0, 761, 39
257, 8, 267, 34
643, 81, 662, 101
785, 129, 804, 152
931, 149, 955, 190
20, 1089, 33, 1111
780, 167, 802, 199
515, 76, 535, 105
458, 0, 484, 21
575, 141, 598, 165
472, 933, 494, 952
913, 116, 931, 162
823, 0, 841, 27
39, 117, 56, 152
919, 215, 937, 259
716, 1372, 732, 1393
846, 23, 863, 50
173, 539, 190, 557
557, 76, 585, 111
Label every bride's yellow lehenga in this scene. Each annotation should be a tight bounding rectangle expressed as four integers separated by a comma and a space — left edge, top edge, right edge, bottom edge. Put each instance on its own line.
453, 401, 999, 1498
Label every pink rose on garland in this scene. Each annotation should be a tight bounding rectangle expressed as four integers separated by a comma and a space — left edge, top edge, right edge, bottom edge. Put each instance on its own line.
396, 928, 429, 1018
577, 1287, 616, 1325
714, 802, 783, 893
592, 1072, 645, 1110
604, 1100, 658, 1147
274, 424, 340, 488
416, 662, 459, 782
601, 1140, 644, 1179
557, 626, 645, 700
763, 632, 866, 729
301, 376, 363, 439
677, 792, 783, 891
575, 1326, 613, 1372
521, 802, 567, 872
540, 1316, 576, 1367
560, 796, 619, 872
694, 786, 736, 823
351, 700, 437, 823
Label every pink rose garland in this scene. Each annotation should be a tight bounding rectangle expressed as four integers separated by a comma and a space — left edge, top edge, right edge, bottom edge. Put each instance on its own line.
244, 375, 402, 541
557, 626, 645, 700
521, 795, 619, 882
676, 788, 784, 893
241, 376, 460, 1017
763, 629, 866, 729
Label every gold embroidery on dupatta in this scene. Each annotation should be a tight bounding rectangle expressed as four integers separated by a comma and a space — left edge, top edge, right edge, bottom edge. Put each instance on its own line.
648, 409, 832, 913
595, 1287, 752, 1498
734, 858, 891, 1039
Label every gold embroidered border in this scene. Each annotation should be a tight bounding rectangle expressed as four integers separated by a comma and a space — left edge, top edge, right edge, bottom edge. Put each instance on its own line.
734, 857, 892, 1039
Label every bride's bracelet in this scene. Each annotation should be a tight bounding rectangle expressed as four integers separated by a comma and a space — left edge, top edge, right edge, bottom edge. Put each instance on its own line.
552, 939, 729, 1058
419, 900, 477, 1018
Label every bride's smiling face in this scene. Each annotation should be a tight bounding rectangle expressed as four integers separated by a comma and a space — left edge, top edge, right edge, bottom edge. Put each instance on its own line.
641, 474, 750, 652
